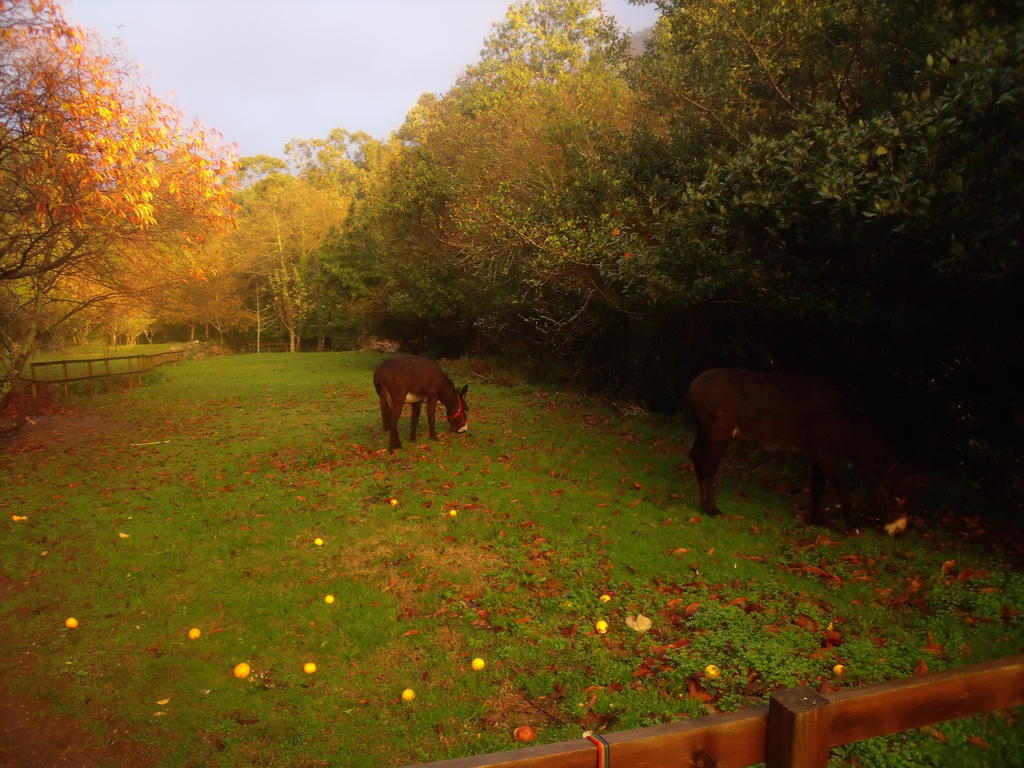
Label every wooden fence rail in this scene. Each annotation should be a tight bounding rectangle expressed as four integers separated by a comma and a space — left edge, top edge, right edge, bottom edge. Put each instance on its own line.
403, 653, 1024, 768
245, 341, 293, 353
21, 349, 185, 398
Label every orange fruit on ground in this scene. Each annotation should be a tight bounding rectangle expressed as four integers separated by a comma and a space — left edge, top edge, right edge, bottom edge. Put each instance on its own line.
324, 594, 335, 604
233, 662, 251, 679
833, 664, 847, 676
188, 627, 201, 640
303, 662, 317, 674
471, 657, 485, 671
595, 620, 608, 634
389, 498, 399, 507
64, 617, 78, 629
514, 725, 536, 743
599, 594, 611, 603
704, 664, 721, 679
314, 537, 324, 546
401, 688, 416, 702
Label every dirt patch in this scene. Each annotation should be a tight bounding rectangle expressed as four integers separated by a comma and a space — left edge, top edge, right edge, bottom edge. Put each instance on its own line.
478, 679, 562, 736
1, 400, 117, 457
0, 390, 62, 440
335, 528, 505, 614
0, 686, 159, 768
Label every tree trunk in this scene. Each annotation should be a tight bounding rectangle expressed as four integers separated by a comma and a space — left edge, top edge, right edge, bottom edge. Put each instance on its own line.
0, 322, 39, 413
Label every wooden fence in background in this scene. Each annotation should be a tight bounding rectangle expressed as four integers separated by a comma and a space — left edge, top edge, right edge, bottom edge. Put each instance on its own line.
403, 653, 1024, 768
245, 341, 292, 353
22, 349, 185, 398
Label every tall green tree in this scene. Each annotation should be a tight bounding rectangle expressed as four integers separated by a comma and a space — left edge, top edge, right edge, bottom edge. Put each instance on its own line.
329, 0, 638, 357
229, 166, 343, 352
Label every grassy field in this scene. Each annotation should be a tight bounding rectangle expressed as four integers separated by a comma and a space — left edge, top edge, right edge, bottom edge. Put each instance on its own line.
24, 342, 188, 385
1, 351, 1021, 767
27, 342, 186, 363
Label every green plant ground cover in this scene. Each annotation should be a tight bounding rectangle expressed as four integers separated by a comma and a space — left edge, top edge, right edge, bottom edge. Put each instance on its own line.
1, 351, 1021, 767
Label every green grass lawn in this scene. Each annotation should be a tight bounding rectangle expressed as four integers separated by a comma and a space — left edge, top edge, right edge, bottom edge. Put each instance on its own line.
28, 342, 186, 362
1, 351, 1021, 767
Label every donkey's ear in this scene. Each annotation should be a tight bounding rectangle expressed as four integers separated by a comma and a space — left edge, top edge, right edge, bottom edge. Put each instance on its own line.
459, 385, 469, 398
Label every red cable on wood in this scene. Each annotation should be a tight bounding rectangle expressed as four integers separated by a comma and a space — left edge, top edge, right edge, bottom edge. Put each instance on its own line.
583, 730, 610, 768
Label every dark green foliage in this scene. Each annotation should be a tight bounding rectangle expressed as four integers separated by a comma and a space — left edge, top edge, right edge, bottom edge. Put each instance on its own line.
302, 0, 1024, 509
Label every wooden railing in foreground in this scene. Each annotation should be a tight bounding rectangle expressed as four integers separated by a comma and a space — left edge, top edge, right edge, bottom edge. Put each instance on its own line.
403, 654, 1024, 768
23, 349, 185, 398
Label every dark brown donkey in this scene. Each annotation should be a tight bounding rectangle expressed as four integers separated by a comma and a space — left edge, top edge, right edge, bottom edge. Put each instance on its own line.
687, 368, 912, 533
373, 356, 468, 452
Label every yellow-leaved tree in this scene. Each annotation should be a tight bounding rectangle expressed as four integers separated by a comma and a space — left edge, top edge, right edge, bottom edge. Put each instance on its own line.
0, 0, 236, 408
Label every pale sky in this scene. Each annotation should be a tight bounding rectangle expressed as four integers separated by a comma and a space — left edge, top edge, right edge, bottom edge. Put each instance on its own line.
63, 0, 660, 160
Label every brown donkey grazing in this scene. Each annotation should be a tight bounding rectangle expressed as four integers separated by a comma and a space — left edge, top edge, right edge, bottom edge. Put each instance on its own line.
686, 368, 913, 533
373, 356, 468, 452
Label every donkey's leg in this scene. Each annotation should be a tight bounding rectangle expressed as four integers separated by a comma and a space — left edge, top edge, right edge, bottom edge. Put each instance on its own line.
426, 396, 439, 439
810, 452, 849, 526
387, 417, 402, 452
379, 395, 400, 452
690, 428, 726, 516
386, 391, 406, 452
831, 467, 853, 528
409, 402, 422, 442
808, 463, 828, 526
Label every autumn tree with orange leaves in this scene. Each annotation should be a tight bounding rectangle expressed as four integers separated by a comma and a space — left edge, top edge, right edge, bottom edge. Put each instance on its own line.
0, 0, 235, 406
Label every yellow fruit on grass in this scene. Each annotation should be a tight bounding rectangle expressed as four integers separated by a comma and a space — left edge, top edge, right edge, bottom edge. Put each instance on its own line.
448, 509, 458, 517
599, 594, 611, 603
471, 657, 485, 671
233, 662, 251, 679
324, 594, 335, 604
401, 688, 416, 702
389, 498, 399, 507
188, 627, 201, 640
65, 617, 78, 629
303, 662, 317, 674
704, 664, 721, 679
314, 537, 324, 546
595, 620, 609, 634
833, 664, 847, 676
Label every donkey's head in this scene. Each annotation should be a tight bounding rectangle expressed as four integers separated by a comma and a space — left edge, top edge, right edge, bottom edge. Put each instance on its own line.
448, 384, 469, 433
879, 465, 927, 536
